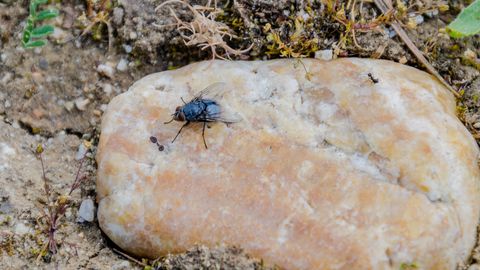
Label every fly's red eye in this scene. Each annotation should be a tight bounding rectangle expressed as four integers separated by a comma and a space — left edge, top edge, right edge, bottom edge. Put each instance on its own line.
175, 106, 181, 112
177, 112, 185, 121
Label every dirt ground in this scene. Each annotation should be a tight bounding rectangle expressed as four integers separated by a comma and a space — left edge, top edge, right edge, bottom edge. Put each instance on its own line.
0, 0, 479, 269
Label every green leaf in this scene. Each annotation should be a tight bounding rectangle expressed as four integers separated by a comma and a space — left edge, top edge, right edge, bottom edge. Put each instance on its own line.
447, 0, 480, 38
33, 0, 48, 4
23, 40, 47, 48
36, 9, 59, 20
31, 25, 54, 38
22, 30, 31, 44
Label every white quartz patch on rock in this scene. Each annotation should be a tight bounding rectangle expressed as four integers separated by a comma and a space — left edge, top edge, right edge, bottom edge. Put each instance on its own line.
0, 142, 15, 171
96, 59, 480, 269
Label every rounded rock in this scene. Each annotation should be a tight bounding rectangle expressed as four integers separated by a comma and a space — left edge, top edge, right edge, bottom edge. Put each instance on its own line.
96, 59, 480, 269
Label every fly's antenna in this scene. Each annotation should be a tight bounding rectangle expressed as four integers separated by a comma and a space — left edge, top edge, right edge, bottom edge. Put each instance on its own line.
181, 97, 187, 104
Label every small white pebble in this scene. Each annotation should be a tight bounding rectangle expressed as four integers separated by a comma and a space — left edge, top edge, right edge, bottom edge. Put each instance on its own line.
50, 28, 68, 41
1, 72, 13, 84
97, 64, 115, 79
74, 98, 90, 111
14, 223, 31, 235
75, 143, 88, 160
414, 15, 424, 25
129, 32, 137, 40
34, 47, 42, 55
0, 53, 7, 63
112, 261, 131, 270
64, 101, 74, 112
123, 44, 132, 53
116, 58, 128, 72
102, 83, 113, 95
464, 48, 477, 59
473, 122, 480, 129
387, 27, 397, 38
77, 199, 95, 222
315, 49, 333, 61
425, 9, 438, 18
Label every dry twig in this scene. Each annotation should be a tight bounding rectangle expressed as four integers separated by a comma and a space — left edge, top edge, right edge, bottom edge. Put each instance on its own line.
373, 0, 460, 98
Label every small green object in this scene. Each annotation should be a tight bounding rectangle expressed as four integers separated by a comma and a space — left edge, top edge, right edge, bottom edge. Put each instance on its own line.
36, 9, 60, 20
22, 0, 59, 49
447, 0, 480, 38
31, 25, 54, 38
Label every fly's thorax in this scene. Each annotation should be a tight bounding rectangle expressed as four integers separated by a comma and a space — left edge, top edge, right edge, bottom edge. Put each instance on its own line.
182, 100, 208, 121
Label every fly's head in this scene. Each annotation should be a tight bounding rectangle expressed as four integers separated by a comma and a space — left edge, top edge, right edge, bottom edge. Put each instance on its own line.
173, 106, 186, 121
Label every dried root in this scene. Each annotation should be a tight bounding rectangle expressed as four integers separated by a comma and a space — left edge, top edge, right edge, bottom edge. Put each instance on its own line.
154, 0, 253, 60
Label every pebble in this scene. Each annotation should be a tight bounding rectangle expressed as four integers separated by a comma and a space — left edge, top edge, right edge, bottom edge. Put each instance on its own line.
31, 72, 44, 83
468, 264, 480, 270
314, 49, 333, 61
116, 58, 129, 72
75, 143, 88, 160
129, 32, 138, 40
387, 27, 397, 38
93, 109, 102, 116
0, 53, 7, 63
102, 83, 113, 95
38, 58, 48, 70
74, 98, 90, 111
464, 49, 477, 59
77, 199, 95, 222
97, 64, 115, 79
414, 15, 424, 25
34, 47, 42, 55
123, 44, 133, 54
1, 72, 13, 84
399, 56, 408, 64
50, 28, 68, 42
113, 7, 125, 25
14, 223, 31, 235
473, 122, 480, 129
425, 9, 439, 18
64, 101, 75, 112
4, 100, 11, 108
112, 261, 131, 270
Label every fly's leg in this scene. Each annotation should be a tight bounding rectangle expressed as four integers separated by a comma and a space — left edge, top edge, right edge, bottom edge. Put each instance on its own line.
202, 122, 208, 149
172, 121, 190, 143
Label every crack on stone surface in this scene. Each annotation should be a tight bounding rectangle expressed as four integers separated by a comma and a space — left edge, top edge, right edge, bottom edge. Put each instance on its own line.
320, 137, 446, 205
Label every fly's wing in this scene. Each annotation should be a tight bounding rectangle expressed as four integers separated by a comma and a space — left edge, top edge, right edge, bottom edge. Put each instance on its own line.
193, 82, 228, 100
195, 82, 242, 124
204, 105, 242, 124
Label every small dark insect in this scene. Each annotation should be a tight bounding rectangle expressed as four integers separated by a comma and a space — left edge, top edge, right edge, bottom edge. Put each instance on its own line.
164, 82, 241, 149
368, 73, 379, 84
149, 136, 164, 151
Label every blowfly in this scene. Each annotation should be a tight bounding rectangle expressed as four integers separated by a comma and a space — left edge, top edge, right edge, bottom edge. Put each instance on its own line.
164, 82, 241, 149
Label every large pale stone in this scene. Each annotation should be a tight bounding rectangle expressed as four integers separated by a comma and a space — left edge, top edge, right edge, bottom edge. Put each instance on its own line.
96, 59, 480, 269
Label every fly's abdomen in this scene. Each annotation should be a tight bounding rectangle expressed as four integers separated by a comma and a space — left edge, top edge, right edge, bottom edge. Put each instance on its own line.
205, 101, 221, 118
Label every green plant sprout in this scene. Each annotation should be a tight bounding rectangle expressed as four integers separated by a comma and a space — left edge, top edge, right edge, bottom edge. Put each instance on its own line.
447, 0, 480, 38
22, 0, 59, 48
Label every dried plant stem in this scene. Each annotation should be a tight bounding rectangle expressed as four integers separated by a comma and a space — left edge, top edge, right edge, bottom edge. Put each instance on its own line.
155, 0, 253, 60
36, 150, 89, 259
373, 0, 460, 98
113, 248, 149, 267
